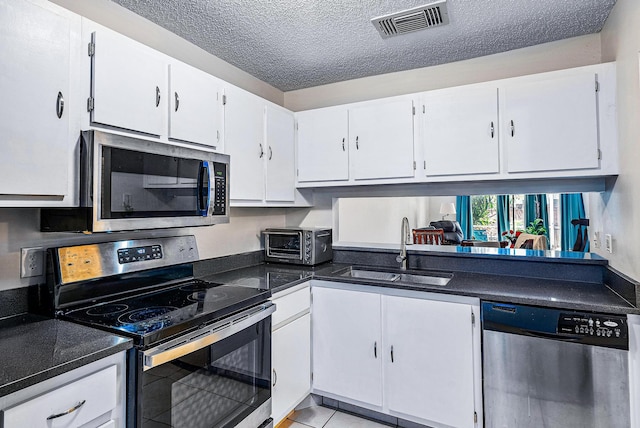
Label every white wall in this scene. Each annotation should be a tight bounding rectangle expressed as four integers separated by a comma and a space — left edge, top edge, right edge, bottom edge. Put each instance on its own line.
284, 34, 602, 111
0, 207, 286, 291
590, 0, 640, 280
336, 197, 431, 244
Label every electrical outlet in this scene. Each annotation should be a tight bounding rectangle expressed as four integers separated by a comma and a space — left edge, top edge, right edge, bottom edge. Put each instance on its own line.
593, 231, 600, 249
20, 247, 44, 278
605, 234, 613, 254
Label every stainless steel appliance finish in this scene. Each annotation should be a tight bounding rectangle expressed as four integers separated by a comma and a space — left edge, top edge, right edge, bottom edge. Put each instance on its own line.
142, 302, 275, 370
263, 227, 332, 265
482, 302, 630, 428
47, 236, 273, 428
41, 130, 229, 232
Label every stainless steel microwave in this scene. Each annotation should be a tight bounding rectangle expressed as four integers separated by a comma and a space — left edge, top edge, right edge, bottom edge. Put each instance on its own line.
41, 130, 229, 232
263, 227, 332, 265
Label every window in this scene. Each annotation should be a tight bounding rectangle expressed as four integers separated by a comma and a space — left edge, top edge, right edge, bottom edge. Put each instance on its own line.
471, 193, 562, 249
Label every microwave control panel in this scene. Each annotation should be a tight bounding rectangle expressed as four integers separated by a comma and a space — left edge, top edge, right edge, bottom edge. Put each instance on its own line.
212, 162, 227, 216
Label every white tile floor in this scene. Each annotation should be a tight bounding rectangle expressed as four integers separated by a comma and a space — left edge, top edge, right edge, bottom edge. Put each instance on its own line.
278, 396, 391, 428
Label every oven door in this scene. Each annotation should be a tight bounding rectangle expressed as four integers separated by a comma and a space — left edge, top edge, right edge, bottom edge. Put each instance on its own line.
89, 130, 229, 232
131, 303, 275, 428
265, 231, 303, 262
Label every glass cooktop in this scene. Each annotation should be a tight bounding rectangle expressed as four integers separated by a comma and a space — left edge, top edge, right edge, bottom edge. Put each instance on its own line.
62, 279, 270, 347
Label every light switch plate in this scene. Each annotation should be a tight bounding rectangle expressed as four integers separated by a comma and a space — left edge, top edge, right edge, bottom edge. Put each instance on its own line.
20, 247, 44, 278
605, 234, 613, 253
593, 231, 600, 249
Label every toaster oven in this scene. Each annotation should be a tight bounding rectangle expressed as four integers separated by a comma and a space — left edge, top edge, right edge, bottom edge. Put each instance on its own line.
263, 228, 332, 266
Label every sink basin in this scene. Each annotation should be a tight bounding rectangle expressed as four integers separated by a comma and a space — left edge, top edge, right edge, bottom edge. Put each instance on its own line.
340, 268, 451, 287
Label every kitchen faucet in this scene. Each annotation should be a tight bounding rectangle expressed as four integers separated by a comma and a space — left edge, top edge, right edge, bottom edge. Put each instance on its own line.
396, 217, 411, 270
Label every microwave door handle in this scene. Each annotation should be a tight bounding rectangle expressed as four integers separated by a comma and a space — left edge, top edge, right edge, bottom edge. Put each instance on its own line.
197, 161, 211, 216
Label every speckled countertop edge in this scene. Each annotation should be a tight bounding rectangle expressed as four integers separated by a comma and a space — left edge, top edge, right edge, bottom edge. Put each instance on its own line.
0, 317, 132, 397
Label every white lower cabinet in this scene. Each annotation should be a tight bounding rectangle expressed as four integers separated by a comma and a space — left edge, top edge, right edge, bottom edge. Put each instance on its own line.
311, 286, 383, 406
0, 352, 126, 428
312, 282, 482, 428
384, 295, 477, 428
271, 285, 311, 425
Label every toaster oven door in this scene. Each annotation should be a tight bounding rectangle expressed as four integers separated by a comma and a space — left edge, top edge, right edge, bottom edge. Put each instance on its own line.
265, 232, 303, 261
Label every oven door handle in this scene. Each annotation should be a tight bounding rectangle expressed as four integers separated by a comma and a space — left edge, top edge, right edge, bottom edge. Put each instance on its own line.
143, 302, 275, 370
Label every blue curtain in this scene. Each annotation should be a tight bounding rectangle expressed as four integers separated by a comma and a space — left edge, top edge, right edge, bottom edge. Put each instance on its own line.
560, 193, 590, 251
497, 195, 511, 240
456, 196, 473, 240
525, 194, 549, 243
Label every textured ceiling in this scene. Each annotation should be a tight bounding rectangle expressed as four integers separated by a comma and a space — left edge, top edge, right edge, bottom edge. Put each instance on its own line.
110, 0, 617, 91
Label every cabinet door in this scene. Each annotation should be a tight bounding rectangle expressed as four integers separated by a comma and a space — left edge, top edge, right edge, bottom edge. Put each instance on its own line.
224, 85, 265, 201
349, 99, 415, 180
169, 62, 222, 149
312, 287, 383, 406
423, 86, 499, 176
272, 314, 311, 424
90, 30, 165, 136
0, 0, 72, 196
383, 296, 476, 428
296, 106, 349, 182
503, 72, 599, 173
2, 365, 117, 428
265, 106, 295, 202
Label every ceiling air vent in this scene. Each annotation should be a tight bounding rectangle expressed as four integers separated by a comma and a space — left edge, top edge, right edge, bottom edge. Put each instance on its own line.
372, 1, 450, 39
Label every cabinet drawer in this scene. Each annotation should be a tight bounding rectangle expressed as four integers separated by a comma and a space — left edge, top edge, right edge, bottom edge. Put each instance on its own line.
272, 285, 310, 328
2, 365, 117, 428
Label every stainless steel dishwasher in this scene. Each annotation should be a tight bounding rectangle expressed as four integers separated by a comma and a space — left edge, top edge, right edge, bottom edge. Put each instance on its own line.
482, 302, 630, 428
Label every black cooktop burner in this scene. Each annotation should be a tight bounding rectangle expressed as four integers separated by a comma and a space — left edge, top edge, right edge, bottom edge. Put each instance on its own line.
86, 303, 129, 316
62, 279, 270, 347
179, 279, 214, 292
187, 290, 229, 303
117, 306, 177, 324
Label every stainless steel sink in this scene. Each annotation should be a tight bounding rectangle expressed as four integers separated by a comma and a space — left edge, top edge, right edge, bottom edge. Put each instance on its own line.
340, 268, 451, 286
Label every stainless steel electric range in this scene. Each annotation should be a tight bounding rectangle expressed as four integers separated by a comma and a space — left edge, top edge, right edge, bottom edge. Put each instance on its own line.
46, 235, 274, 428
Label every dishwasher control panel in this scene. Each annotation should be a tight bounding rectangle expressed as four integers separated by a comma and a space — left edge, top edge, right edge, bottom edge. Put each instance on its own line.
558, 313, 627, 341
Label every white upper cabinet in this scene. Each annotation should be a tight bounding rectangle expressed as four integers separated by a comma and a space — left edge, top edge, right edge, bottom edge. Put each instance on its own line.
225, 85, 297, 205
349, 98, 415, 180
224, 85, 266, 202
502, 71, 600, 174
89, 29, 166, 136
383, 295, 477, 428
296, 105, 349, 182
0, 0, 78, 199
422, 85, 499, 176
265, 105, 296, 202
168, 62, 222, 150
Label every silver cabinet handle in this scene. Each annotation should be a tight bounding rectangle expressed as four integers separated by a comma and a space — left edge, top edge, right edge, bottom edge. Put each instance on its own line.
356, 136, 359, 150
273, 369, 277, 387
374, 341, 377, 358
259, 144, 264, 158
268, 146, 273, 160
342, 138, 345, 151
56, 91, 64, 119
490, 121, 494, 138
390, 345, 394, 363
510, 120, 515, 137
156, 86, 161, 107
47, 400, 86, 420
174, 92, 179, 112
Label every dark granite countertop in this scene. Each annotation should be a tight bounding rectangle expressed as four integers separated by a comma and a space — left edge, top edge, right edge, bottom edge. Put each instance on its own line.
0, 314, 132, 397
200, 262, 638, 316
